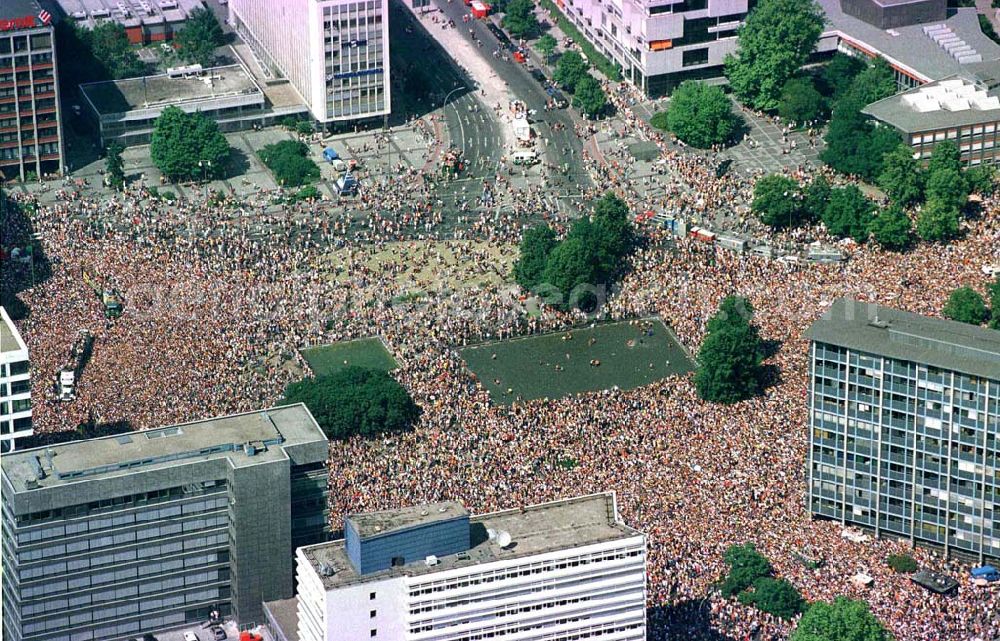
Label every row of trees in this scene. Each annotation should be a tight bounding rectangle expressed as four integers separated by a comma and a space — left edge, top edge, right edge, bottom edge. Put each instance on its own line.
943, 280, 1000, 328
513, 193, 634, 310
721, 544, 893, 641
553, 51, 607, 117
649, 81, 743, 148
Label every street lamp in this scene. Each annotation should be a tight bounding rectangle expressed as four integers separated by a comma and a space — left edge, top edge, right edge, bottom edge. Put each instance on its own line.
198, 160, 212, 202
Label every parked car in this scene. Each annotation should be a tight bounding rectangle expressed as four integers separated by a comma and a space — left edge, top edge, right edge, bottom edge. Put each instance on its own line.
211, 627, 227, 641
971, 565, 999, 583
530, 68, 547, 85
184, 633, 200, 641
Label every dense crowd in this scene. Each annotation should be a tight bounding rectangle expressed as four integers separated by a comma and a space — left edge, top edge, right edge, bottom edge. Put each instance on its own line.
3, 90, 999, 641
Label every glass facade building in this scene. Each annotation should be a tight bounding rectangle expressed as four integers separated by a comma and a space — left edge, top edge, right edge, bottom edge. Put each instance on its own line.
1, 405, 330, 641
807, 298, 1000, 562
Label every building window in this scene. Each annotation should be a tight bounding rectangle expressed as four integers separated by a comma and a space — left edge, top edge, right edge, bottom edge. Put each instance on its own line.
682, 48, 709, 67
370, 630, 377, 638
369, 592, 376, 600
370, 610, 376, 618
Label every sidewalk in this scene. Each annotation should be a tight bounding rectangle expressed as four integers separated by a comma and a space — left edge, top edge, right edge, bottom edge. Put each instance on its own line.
400, 1, 518, 151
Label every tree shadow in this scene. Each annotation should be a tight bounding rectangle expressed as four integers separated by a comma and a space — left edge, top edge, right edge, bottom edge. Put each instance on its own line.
758, 363, 783, 391
222, 147, 251, 180
0, 194, 54, 321
648, 601, 733, 641
760, 339, 782, 360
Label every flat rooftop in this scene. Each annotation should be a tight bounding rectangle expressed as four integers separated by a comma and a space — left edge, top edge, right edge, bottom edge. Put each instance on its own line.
0, 0, 43, 22
1, 404, 327, 493
1, 307, 28, 355
55, 0, 204, 25
863, 69, 1000, 132
80, 65, 262, 116
807, 298, 1000, 380
348, 501, 469, 539
818, 0, 1000, 82
302, 493, 641, 590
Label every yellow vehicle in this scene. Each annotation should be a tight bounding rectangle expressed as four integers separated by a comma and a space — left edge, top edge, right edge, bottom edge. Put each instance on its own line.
82, 269, 123, 318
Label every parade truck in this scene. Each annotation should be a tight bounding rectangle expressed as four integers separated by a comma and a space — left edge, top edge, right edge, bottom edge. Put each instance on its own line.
82, 269, 123, 318
55, 329, 94, 402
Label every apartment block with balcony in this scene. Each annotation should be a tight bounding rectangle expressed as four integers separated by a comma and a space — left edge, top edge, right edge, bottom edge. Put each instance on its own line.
806, 298, 1000, 563
1, 404, 330, 641
0, 0, 63, 182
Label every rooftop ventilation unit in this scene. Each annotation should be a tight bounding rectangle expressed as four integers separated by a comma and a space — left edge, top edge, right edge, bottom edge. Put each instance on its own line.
318, 563, 336, 577
424, 555, 439, 567
496, 530, 513, 549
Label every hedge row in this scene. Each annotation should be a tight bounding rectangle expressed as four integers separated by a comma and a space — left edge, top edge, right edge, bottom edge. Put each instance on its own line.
538, 0, 622, 81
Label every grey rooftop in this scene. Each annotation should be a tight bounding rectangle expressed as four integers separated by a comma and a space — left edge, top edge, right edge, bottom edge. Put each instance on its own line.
1, 307, 28, 355
0, 0, 44, 23
817, 0, 1000, 82
302, 493, 641, 590
862, 68, 1000, 133
347, 501, 469, 539
1, 404, 327, 494
807, 298, 1000, 380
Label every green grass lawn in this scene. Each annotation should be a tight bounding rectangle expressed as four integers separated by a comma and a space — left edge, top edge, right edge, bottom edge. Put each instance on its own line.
300, 338, 398, 377
460, 318, 693, 405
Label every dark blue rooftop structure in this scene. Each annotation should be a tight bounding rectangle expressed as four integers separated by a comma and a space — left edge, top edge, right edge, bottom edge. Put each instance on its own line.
345, 501, 471, 575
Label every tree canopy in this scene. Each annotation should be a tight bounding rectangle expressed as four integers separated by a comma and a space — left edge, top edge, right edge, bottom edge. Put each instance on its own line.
176, 7, 226, 67
738, 577, 806, 620
915, 199, 961, 242
695, 297, 765, 403
778, 77, 825, 124
724, 0, 825, 110
943, 286, 990, 325
925, 167, 968, 212
752, 174, 804, 228
554, 51, 589, 92
664, 81, 742, 148
258, 140, 321, 187
150, 107, 230, 182
502, 0, 540, 38
720, 543, 773, 596
572, 76, 608, 117
513, 225, 558, 290
878, 145, 924, 207
822, 185, 875, 242
104, 142, 125, 191
790, 597, 893, 641
989, 277, 1000, 330
821, 53, 866, 101
283, 366, 420, 439
868, 205, 912, 251
536, 34, 557, 60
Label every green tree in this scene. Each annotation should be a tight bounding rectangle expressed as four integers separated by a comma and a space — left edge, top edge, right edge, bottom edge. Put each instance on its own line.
801, 176, 831, 222
258, 140, 320, 187
589, 192, 634, 277
149, 107, 230, 182
965, 165, 996, 196
878, 145, 924, 207
915, 199, 961, 242
927, 140, 962, 176
554, 50, 589, 92
989, 277, 1000, 329
943, 286, 990, 325
695, 297, 765, 403
821, 52, 865, 101
176, 7, 225, 67
823, 185, 875, 242
665, 81, 742, 148
514, 225, 558, 290
778, 77, 825, 124
868, 205, 912, 251
738, 577, 806, 620
752, 174, 803, 228
502, 0, 540, 38
925, 167, 968, 212
283, 367, 420, 439
886, 554, 918, 574
104, 142, 125, 191
724, 0, 825, 110
540, 236, 598, 310
649, 111, 669, 131
791, 597, 893, 641
87, 22, 145, 79
720, 543, 773, 597
572, 76, 607, 117
536, 33, 557, 61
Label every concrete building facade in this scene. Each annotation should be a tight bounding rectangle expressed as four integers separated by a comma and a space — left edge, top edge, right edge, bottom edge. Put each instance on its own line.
286, 493, 646, 641
1, 404, 330, 641
0, 0, 63, 182
550, 0, 755, 95
228, 0, 390, 124
1, 306, 33, 453
806, 298, 1000, 563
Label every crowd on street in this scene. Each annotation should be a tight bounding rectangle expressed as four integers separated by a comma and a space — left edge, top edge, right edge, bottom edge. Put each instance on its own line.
3, 79, 999, 641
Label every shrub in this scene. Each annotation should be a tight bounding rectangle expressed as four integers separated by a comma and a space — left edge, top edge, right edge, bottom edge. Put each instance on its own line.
258, 140, 320, 187
886, 553, 918, 574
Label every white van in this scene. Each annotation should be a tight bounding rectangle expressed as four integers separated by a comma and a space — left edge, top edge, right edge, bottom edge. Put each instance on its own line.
510, 150, 538, 166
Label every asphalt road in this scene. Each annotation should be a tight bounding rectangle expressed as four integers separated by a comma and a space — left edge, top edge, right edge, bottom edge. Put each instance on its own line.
430, 0, 592, 189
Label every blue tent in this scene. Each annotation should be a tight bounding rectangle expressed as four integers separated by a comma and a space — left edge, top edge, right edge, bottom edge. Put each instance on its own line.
323, 147, 339, 162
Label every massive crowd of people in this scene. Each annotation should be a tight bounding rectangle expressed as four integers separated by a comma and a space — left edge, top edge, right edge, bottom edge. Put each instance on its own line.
3, 81, 999, 641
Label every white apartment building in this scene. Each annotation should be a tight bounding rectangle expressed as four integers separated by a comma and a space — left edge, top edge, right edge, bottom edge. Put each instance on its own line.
551, 0, 754, 94
228, 0, 390, 124
288, 493, 647, 641
0, 306, 32, 453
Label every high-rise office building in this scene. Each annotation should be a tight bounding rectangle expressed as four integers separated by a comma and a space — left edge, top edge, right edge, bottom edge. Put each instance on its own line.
547, 0, 755, 95
1, 404, 330, 641
807, 298, 1000, 562
280, 493, 646, 641
228, 0, 390, 124
0, 0, 64, 181
1, 306, 32, 453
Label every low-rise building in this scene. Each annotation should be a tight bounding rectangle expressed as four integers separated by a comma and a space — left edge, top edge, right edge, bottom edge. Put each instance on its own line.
1, 404, 330, 641
54, 0, 206, 44
277, 493, 647, 641
1, 306, 32, 453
